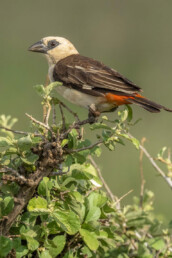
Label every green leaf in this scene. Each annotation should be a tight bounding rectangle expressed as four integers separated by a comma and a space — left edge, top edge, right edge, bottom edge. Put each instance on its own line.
21, 152, 39, 165
0, 236, 12, 257
149, 238, 166, 251
88, 192, 107, 208
26, 236, 39, 251
61, 139, 69, 148
126, 105, 133, 122
53, 210, 80, 235
65, 154, 74, 167
28, 196, 48, 211
12, 238, 28, 257
73, 153, 86, 164
81, 246, 93, 257
0, 137, 13, 147
40, 250, 52, 258
17, 135, 32, 151
34, 84, 46, 97
119, 109, 128, 122
130, 137, 140, 149
2, 196, 14, 215
79, 229, 99, 251
44, 82, 62, 96
157, 146, 167, 159
90, 123, 113, 131
48, 235, 66, 257
68, 129, 78, 148
15, 245, 28, 258
38, 177, 53, 196
90, 146, 102, 157
85, 206, 101, 223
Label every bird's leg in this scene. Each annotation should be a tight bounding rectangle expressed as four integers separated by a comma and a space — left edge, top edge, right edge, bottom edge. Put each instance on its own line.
88, 104, 100, 124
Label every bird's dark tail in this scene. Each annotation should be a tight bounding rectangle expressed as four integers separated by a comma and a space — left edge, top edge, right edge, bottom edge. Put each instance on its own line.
129, 95, 172, 113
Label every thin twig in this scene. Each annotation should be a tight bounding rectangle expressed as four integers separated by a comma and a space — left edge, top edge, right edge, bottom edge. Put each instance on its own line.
88, 156, 117, 204
25, 113, 51, 131
0, 126, 30, 136
115, 189, 133, 205
139, 137, 146, 208
66, 140, 103, 154
43, 74, 50, 124
45, 103, 51, 127
59, 101, 80, 123
52, 104, 56, 124
59, 103, 66, 131
128, 133, 172, 190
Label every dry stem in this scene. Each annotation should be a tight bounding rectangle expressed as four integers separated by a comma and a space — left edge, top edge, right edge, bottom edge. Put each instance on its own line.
128, 133, 172, 190
139, 137, 146, 208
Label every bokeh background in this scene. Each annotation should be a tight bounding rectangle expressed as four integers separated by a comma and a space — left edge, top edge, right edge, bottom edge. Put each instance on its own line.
0, 0, 172, 222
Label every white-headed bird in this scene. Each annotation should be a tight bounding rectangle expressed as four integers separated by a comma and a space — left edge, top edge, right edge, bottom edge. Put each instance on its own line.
28, 36, 172, 117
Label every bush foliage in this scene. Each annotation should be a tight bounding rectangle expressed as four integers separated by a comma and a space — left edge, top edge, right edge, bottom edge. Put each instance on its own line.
0, 83, 172, 257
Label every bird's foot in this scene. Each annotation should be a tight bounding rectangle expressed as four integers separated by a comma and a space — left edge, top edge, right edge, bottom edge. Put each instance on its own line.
88, 106, 100, 124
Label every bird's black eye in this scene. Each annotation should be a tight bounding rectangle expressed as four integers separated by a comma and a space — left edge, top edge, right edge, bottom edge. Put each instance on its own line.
48, 40, 60, 49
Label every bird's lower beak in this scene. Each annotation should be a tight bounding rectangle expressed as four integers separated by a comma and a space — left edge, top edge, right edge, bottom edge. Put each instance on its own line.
28, 40, 47, 53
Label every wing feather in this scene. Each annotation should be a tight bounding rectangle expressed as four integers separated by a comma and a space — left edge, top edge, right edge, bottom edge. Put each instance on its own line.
53, 54, 142, 96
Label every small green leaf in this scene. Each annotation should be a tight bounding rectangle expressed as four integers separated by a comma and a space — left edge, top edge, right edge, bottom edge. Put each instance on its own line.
34, 84, 46, 97
38, 177, 53, 196
28, 196, 48, 211
90, 123, 113, 131
26, 236, 39, 251
53, 210, 80, 235
61, 139, 69, 148
119, 109, 128, 122
85, 206, 101, 223
21, 152, 39, 165
2, 196, 14, 215
17, 135, 32, 151
48, 235, 66, 257
0, 137, 13, 147
0, 236, 12, 257
88, 192, 107, 208
149, 238, 166, 251
13, 238, 29, 258
15, 245, 28, 258
44, 82, 62, 96
79, 229, 99, 251
40, 250, 52, 258
68, 129, 78, 148
126, 105, 133, 122
131, 137, 140, 149
157, 146, 167, 159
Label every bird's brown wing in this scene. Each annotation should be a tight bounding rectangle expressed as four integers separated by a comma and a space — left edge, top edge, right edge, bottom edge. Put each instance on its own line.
53, 54, 142, 97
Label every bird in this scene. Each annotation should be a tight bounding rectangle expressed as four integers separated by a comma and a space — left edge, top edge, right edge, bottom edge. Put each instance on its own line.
28, 36, 172, 119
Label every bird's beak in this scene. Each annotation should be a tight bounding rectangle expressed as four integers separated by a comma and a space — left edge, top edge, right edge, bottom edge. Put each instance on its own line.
28, 40, 47, 53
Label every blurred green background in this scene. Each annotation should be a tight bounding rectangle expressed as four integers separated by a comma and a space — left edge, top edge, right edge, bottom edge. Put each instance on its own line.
0, 0, 172, 222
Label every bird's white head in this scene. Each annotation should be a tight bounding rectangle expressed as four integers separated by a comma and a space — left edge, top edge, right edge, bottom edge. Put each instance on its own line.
28, 36, 79, 66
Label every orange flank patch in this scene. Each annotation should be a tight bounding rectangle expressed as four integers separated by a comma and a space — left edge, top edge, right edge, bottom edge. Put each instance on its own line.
105, 93, 144, 106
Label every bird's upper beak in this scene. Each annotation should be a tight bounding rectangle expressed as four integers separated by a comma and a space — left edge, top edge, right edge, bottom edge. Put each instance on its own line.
28, 40, 47, 53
